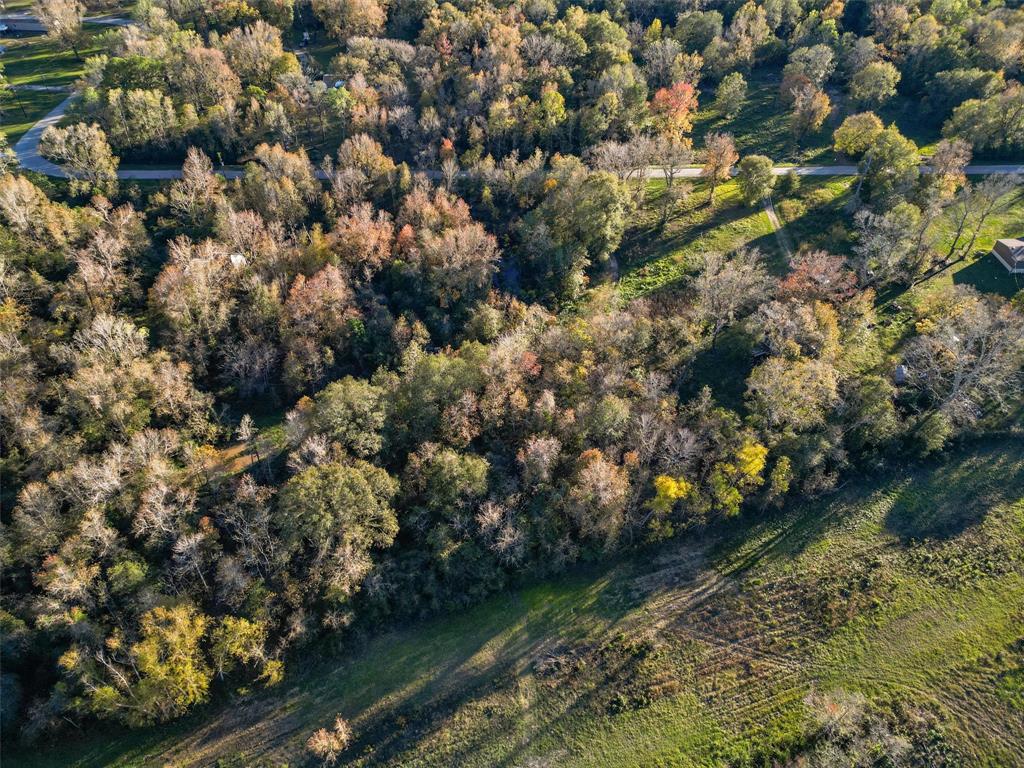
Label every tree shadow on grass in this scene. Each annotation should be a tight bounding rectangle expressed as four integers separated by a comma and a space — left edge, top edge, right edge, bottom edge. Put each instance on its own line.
617, 194, 753, 273
952, 254, 1024, 299
711, 437, 1024, 577
884, 440, 1024, 541
15, 566, 638, 768
775, 181, 856, 257
321, 568, 637, 766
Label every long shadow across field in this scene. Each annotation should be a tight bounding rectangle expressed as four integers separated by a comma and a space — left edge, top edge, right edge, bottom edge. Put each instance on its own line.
884, 439, 1024, 541
617, 191, 780, 286
11, 439, 1024, 767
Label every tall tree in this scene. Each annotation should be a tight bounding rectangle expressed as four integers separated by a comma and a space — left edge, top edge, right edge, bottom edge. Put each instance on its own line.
736, 154, 775, 206
648, 81, 698, 140
927, 138, 971, 200
311, 0, 387, 40
832, 112, 883, 158
902, 289, 1024, 425
850, 61, 901, 106
713, 72, 747, 119
166, 147, 226, 234
220, 21, 287, 87
276, 460, 399, 598
701, 132, 738, 205
39, 122, 119, 196
693, 248, 773, 346
651, 134, 693, 226
790, 83, 831, 145
856, 126, 919, 204
33, 0, 84, 58
62, 604, 213, 727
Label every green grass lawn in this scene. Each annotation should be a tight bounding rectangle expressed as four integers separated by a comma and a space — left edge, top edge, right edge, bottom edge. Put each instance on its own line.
1, 28, 106, 142
774, 176, 857, 255
293, 33, 344, 71
693, 69, 838, 165
9, 437, 1024, 768
1, 86, 65, 143
617, 179, 780, 299
2, 29, 105, 88
938, 186, 1024, 298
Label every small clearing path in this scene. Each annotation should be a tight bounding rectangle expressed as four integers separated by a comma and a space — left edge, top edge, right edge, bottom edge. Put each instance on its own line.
763, 193, 795, 261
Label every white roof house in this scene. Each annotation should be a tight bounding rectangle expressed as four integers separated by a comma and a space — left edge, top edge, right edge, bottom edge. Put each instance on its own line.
992, 239, 1024, 274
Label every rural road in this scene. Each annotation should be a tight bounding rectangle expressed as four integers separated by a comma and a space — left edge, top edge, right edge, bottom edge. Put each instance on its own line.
11, 94, 72, 176
15, 95, 1024, 184
0, 11, 133, 33
9, 84, 72, 92
7, 12, 1024, 183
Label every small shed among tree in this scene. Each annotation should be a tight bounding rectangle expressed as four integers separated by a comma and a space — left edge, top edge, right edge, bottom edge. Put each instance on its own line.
992, 238, 1024, 274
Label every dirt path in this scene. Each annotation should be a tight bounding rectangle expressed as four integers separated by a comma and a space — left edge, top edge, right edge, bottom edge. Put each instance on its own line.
763, 193, 796, 262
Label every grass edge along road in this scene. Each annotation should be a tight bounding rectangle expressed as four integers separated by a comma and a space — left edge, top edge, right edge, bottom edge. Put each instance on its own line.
9, 435, 1024, 768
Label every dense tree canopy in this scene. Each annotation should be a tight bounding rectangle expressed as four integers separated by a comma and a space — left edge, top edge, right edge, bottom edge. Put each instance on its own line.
2, 0, 1023, 753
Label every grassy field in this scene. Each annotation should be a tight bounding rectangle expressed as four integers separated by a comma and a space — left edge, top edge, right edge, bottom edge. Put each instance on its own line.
693, 67, 1024, 164
9, 436, 1024, 768
693, 69, 838, 165
2, 28, 105, 87
617, 179, 780, 299
1, 27, 105, 142
691, 69, 967, 166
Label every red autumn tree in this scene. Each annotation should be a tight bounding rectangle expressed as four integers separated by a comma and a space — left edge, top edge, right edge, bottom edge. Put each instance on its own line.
649, 82, 698, 138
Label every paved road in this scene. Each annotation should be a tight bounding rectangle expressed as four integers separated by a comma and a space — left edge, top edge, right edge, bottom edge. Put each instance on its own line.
14, 100, 1024, 183
0, 11, 133, 33
11, 94, 73, 176
7, 20, 1023, 183
10, 84, 72, 92
80, 14, 135, 27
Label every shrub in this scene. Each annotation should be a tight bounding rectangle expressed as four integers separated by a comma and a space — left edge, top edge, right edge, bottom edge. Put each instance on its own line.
778, 199, 806, 222
306, 716, 352, 766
